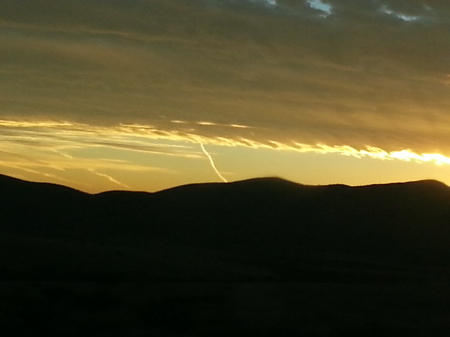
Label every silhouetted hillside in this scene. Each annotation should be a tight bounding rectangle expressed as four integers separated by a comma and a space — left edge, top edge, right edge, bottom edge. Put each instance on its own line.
95, 177, 450, 265
3, 174, 450, 270
2, 174, 450, 336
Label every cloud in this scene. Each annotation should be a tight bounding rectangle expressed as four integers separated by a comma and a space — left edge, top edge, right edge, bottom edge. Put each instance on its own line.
0, 120, 184, 187
0, 119, 200, 159
88, 169, 130, 189
1, 0, 450, 157
2, 119, 450, 170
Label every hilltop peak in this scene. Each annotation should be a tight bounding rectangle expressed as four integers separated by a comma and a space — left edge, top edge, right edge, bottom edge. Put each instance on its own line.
229, 176, 302, 188
410, 179, 449, 188
377, 179, 450, 193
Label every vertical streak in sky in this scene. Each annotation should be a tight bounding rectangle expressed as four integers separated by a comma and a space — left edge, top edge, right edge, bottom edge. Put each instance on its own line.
200, 143, 228, 182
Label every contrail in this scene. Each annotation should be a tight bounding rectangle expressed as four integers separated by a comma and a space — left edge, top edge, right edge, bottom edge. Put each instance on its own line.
200, 143, 228, 182
89, 169, 130, 189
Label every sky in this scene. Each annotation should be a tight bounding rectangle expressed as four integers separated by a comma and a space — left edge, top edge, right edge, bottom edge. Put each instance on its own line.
1, 0, 450, 193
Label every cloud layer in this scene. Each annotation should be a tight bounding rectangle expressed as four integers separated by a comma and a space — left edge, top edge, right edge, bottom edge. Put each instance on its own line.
1, 0, 450, 155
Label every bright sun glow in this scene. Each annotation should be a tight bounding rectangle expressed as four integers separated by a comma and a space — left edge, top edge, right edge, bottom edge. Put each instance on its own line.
2, 119, 450, 167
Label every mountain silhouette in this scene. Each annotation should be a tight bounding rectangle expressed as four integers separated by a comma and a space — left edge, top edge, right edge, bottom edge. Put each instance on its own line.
2, 174, 450, 336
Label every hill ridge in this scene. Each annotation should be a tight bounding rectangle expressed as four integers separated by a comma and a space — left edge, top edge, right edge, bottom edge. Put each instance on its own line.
1, 173, 448, 195
2, 173, 450, 336
1, 173, 450, 267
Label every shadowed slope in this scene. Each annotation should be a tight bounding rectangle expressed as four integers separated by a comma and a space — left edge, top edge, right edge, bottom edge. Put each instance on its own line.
0, 174, 91, 232
3, 175, 450, 336
2, 174, 450, 269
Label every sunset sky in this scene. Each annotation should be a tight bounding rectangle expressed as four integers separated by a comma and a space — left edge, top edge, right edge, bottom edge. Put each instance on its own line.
1, 0, 450, 193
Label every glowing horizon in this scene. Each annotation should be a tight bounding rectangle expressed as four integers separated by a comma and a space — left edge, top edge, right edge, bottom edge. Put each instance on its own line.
1, 1, 450, 192
1, 118, 450, 193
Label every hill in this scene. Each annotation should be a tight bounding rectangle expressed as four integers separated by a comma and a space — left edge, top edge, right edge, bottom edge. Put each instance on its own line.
1, 174, 450, 336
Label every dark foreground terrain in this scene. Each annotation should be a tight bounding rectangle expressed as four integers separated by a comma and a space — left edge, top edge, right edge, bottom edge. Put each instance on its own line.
1, 174, 450, 336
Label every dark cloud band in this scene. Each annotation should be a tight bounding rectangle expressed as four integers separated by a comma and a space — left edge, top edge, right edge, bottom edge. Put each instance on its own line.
1, 0, 449, 155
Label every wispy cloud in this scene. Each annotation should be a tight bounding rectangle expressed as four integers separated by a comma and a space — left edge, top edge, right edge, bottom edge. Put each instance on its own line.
0, 120, 179, 191
200, 143, 228, 182
2, 119, 450, 168
1, 1, 449, 157
88, 169, 130, 190
1, 1, 450, 189
0, 161, 73, 185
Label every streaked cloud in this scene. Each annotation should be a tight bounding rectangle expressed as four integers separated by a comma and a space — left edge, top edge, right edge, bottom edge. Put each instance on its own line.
2, 119, 450, 168
200, 143, 228, 182
88, 169, 130, 190
1, 0, 450, 189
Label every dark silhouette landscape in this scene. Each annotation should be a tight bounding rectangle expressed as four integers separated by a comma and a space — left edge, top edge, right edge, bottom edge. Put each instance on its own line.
1, 174, 450, 336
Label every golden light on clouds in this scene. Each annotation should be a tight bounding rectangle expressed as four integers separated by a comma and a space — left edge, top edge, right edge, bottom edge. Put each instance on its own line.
1, 118, 450, 192
1, 0, 450, 191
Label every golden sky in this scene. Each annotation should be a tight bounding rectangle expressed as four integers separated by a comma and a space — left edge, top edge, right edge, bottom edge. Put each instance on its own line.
1, 0, 450, 192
